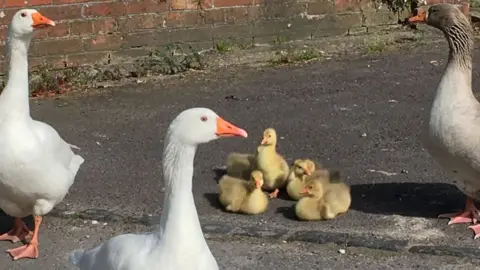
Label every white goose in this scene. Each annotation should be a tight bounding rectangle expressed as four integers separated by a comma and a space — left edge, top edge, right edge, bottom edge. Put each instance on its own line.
69, 108, 248, 270
409, 4, 480, 238
0, 9, 84, 260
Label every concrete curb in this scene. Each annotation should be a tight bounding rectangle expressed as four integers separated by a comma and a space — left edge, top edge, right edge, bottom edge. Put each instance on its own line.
47, 207, 480, 259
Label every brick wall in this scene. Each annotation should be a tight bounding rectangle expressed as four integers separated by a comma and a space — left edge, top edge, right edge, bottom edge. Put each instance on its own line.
0, 0, 470, 71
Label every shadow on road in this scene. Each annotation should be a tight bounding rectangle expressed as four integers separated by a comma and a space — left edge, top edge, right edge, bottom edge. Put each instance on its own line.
350, 182, 465, 218
212, 168, 226, 183
204, 193, 224, 211
0, 210, 34, 235
276, 206, 297, 221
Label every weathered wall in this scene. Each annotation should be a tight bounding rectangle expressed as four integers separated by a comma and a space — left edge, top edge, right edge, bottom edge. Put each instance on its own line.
0, 0, 469, 71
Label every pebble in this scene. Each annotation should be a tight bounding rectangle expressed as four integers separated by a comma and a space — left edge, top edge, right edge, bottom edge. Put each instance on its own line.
91, 220, 99, 225
338, 249, 346, 254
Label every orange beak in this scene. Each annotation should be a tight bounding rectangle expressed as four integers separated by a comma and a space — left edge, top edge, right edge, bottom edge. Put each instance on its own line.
261, 137, 268, 145
254, 178, 262, 188
215, 117, 248, 138
31, 12, 56, 29
408, 9, 426, 24
299, 187, 308, 195
305, 169, 311, 176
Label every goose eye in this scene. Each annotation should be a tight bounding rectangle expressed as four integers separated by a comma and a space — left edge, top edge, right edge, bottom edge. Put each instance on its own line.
200, 116, 208, 122
21, 12, 27, 18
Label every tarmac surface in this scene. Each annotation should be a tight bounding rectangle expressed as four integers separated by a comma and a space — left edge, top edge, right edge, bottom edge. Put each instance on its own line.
2, 44, 480, 269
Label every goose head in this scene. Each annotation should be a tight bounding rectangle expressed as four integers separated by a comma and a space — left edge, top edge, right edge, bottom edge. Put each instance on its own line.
167, 108, 248, 146
408, 4, 470, 31
250, 170, 264, 189
292, 159, 314, 176
9, 9, 55, 40
260, 128, 277, 146
300, 180, 324, 198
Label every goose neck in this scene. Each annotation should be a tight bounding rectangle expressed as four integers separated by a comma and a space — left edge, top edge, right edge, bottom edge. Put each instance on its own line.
443, 22, 473, 71
157, 136, 205, 248
0, 34, 31, 117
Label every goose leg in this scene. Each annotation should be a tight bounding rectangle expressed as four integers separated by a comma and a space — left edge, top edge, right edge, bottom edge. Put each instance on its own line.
0, 218, 32, 243
468, 223, 480, 239
8, 216, 42, 260
269, 189, 279, 199
438, 197, 478, 225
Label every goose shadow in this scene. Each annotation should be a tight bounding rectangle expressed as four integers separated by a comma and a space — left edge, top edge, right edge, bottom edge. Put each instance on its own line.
276, 206, 298, 221
204, 193, 224, 211
212, 168, 226, 183
350, 182, 465, 218
0, 210, 34, 235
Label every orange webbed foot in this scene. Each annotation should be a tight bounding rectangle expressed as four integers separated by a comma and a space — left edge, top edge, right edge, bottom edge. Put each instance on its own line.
269, 189, 279, 199
0, 218, 31, 243
438, 197, 479, 225
7, 243, 38, 260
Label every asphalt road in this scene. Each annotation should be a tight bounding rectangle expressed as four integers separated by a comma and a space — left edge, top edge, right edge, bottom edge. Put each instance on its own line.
2, 42, 480, 268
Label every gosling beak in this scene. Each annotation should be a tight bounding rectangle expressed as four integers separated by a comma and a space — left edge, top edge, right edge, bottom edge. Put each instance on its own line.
31, 12, 56, 29
215, 117, 248, 138
299, 188, 308, 195
254, 179, 262, 189
408, 9, 426, 24
260, 137, 268, 145
305, 169, 311, 176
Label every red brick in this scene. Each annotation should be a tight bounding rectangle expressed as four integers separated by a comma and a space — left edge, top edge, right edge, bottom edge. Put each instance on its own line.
53, 0, 76, 3
308, 1, 334, 14
0, 28, 8, 44
93, 18, 118, 35
70, 21, 93, 36
46, 22, 70, 38
204, 9, 225, 24
171, 0, 187, 9
38, 5, 83, 20
335, 0, 372, 12
84, 2, 127, 17
0, 10, 18, 26
33, 38, 83, 56
166, 11, 204, 27
5, 0, 26, 8
30, 55, 66, 70
186, 0, 212, 9
30, 0, 53, 6
225, 7, 248, 23
84, 35, 123, 51
126, 0, 169, 13
29, 57, 45, 71
119, 15, 158, 32
246, 5, 260, 20
35, 30, 49, 40
65, 52, 108, 67
214, 0, 253, 7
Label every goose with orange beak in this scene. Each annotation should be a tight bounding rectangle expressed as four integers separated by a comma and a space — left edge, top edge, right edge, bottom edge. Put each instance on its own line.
0, 9, 85, 261
255, 128, 290, 198
407, 4, 480, 240
286, 159, 317, 201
